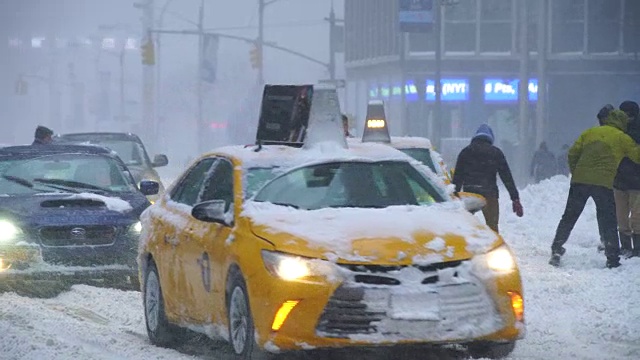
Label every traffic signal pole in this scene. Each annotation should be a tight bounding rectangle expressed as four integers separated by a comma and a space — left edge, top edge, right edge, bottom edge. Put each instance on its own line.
140, 0, 156, 150
258, 0, 265, 84
197, 0, 205, 154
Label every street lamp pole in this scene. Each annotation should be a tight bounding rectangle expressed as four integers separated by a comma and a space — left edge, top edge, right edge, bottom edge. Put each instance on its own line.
258, 0, 265, 84
197, 0, 205, 154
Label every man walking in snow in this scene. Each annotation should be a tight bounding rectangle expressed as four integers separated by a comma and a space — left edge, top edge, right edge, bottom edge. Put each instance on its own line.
613, 101, 640, 258
452, 124, 523, 233
549, 109, 640, 269
530, 142, 556, 182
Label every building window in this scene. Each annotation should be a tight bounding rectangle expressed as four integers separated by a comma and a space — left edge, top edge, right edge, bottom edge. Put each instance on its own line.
408, 32, 436, 53
551, 0, 585, 53
587, 0, 621, 53
624, 0, 640, 53
444, 0, 478, 53
480, 0, 513, 53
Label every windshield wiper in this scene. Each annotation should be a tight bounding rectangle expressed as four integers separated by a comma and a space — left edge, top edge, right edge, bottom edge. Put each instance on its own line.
33, 178, 112, 193
2, 175, 34, 188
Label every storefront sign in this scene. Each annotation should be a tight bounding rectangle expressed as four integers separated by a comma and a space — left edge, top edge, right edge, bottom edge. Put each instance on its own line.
399, 0, 434, 33
484, 79, 538, 102
426, 79, 468, 101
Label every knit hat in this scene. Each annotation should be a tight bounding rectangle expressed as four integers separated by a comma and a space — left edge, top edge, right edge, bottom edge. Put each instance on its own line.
597, 104, 614, 123
620, 101, 639, 119
34, 125, 54, 140
473, 124, 495, 144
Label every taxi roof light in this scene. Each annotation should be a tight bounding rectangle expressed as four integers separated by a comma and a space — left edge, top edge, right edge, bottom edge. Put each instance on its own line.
362, 100, 391, 143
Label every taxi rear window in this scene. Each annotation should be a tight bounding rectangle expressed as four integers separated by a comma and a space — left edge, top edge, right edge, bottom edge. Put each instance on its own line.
398, 148, 437, 173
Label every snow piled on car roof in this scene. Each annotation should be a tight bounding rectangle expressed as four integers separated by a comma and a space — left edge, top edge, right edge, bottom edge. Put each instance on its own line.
212, 141, 419, 169
389, 136, 433, 150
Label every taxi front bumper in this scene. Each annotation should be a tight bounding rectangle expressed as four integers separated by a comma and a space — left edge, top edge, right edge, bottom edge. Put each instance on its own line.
248, 260, 524, 352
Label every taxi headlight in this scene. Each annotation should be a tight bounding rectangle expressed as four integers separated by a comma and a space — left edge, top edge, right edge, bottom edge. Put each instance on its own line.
474, 245, 516, 273
131, 221, 142, 234
0, 220, 22, 243
261, 251, 338, 282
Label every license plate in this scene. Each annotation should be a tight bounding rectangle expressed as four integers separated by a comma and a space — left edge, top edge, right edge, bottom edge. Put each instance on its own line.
388, 292, 440, 321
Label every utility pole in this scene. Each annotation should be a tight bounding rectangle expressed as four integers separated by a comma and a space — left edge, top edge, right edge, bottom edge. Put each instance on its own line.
518, 0, 530, 182
536, 0, 548, 148
258, 0, 265, 84
433, 0, 443, 149
139, 0, 156, 149
328, 4, 336, 81
197, 0, 206, 154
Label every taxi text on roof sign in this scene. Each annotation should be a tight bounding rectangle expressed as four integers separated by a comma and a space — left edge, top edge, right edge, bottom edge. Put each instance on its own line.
255, 84, 346, 149
362, 100, 391, 143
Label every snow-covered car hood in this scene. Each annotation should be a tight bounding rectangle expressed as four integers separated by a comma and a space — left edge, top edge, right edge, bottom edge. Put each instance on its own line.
0, 192, 148, 220
244, 201, 501, 264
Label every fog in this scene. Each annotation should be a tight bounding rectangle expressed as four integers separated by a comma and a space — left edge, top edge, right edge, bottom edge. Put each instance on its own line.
1, 0, 639, 181
0, 0, 344, 169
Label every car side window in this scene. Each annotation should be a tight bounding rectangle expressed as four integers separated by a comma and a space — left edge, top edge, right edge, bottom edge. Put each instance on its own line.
171, 158, 216, 206
200, 158, 234, 212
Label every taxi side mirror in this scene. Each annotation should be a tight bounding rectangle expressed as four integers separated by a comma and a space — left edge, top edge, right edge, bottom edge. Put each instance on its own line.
139, 180, 160, 196
152, 154, 169, 168
457, 192, 486, 214
192, 200, 230, 225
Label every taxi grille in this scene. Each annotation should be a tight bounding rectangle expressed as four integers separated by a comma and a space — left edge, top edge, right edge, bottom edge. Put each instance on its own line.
316, 260, 500, 340
316, 286, 385, 336
39, 225, 118, 246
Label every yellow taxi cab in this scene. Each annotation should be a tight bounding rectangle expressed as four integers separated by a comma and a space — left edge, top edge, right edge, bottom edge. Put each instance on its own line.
138, 87, 524, 359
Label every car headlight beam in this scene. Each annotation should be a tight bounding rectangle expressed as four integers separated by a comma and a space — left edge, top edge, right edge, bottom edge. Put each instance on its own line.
485, 245, 516, 272
261, 251, 336, 282
0, 220, 21, 243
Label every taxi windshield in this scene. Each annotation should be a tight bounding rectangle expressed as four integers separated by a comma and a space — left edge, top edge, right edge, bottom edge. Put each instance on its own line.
397, 148, 437, 173
253, 161, 446, 210
0, 154, 136, 195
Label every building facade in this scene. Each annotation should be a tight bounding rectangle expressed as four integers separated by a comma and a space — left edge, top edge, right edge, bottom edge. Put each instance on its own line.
344, 0, 640, 158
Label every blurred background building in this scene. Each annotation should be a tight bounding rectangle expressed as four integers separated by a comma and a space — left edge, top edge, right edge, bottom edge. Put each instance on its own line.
344, 0, 640, 160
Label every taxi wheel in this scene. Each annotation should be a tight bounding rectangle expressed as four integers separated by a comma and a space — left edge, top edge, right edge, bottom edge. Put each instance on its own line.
467, 341, 516, 359
144, 261, 183, 348
227, 271, 267, 359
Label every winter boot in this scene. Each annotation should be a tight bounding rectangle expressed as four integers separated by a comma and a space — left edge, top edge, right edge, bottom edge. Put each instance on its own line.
633, 234, 640, 258
619, 232, 633, 259
549, 246, 566, 267
597, 242, 605, 253
606, 257, 621, 269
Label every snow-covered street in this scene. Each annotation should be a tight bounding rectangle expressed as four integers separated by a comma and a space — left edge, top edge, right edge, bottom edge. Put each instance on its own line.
2, 176, 640, 359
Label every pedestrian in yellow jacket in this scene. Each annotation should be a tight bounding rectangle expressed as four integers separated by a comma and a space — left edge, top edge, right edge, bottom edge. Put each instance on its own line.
550, 109, 640, 268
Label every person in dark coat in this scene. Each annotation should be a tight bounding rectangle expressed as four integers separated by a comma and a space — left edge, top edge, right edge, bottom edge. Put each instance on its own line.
32, 125, 53, 145
452, 124, 523, 233
530, 142, 557, 182
557, 144, 570, 176
549, 109, 640, 269
613, 100, 640, 258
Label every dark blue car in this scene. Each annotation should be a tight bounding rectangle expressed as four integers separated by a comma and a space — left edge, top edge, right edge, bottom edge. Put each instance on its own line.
0, 144, 158, 289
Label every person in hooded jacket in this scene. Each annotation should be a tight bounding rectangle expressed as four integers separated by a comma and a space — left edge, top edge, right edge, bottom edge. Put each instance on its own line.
32, 125, 53, 145
549, 109, 640, 269
612, 101, 640, 258
452, 124, 523, 233
530, 142, 556, 182
557, 144, 570, 176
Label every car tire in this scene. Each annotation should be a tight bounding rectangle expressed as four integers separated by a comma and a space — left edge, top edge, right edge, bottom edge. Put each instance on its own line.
467, 341, 516, 359
226, 270, 272, 360
143, 261, 184, 347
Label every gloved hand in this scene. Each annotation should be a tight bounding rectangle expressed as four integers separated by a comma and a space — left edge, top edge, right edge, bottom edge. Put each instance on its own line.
512, 199, 524, 217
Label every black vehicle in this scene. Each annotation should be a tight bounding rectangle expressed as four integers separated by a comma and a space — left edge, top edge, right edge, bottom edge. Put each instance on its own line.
55, 132, 168, 201
0, 145, 159, 290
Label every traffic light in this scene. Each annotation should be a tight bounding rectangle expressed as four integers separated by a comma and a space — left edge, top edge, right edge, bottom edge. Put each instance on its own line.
141, 38, 155, 66
249, 44, 261, 69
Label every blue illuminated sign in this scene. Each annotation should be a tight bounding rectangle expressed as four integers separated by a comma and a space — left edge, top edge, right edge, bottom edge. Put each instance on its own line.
484, 79, 538, 102
426, 79, 469, 101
